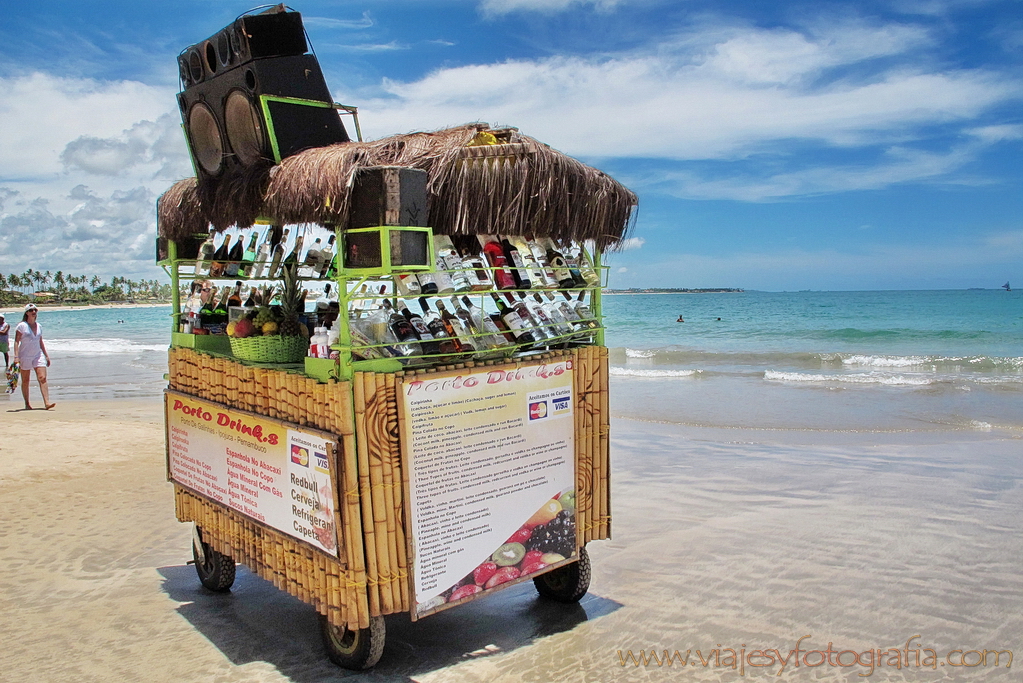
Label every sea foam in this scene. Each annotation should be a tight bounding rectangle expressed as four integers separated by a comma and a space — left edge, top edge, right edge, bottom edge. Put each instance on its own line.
764, 370, 934, 386
610, 366, 700, 378
46, 338, 167, 355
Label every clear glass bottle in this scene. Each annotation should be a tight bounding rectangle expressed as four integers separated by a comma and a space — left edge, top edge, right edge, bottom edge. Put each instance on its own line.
194, 228, 216, 277
267, 227, 290, 279
318, 234, 336, 279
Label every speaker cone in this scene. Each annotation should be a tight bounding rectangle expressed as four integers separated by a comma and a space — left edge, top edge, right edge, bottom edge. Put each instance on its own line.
217, 31, 233, 68
188, 49, 204, 84
225, 90, 266, 166
188, 102, 224, 175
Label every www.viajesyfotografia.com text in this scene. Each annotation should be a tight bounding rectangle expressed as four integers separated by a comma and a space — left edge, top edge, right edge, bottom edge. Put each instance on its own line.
617, 635, 1012, 676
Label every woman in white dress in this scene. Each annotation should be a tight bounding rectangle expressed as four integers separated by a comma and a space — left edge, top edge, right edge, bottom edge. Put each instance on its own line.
13, 303, 54, 410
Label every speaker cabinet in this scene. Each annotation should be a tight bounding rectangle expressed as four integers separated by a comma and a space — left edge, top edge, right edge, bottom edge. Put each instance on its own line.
178, 54, 349, 179
349, 167, 429, 229
176, 7, 349, 181
177, 8, 308, 88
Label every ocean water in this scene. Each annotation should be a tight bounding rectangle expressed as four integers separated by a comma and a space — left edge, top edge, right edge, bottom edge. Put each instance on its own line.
603, 289, 1023, 433
6, 290, 1021, 434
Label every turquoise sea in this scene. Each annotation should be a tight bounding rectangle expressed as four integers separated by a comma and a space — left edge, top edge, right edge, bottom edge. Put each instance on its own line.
5, 290, 1021, 433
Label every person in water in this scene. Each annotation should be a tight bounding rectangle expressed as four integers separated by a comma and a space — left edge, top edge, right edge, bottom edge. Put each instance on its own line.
676, 315, 684, 322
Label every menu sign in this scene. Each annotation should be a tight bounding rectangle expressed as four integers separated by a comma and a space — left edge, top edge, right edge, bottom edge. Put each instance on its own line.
399, 360, 576, 618
165, 390, 340, 556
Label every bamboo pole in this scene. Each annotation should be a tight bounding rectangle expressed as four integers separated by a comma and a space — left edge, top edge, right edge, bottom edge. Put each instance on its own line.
343, 416, 371, 628
354, 372, 383, 617
367, 372, 395, 614
383, 372, 409, 613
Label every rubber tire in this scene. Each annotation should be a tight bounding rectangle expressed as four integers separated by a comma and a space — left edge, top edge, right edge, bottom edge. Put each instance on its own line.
320, 614, 386, 670
534, 545, 591, 602
192, 532, 236, 592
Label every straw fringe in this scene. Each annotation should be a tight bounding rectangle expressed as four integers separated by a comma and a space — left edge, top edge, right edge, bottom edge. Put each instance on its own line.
158, 124, 636, 250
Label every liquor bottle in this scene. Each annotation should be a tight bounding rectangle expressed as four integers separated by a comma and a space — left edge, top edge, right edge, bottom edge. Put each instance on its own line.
562, 290, 599, 332
435, 300, 476, 352
557, 239, 586, 287
509, 236, 545, 288
524, 237, 559, 288
240, 231, 259, 277
416, 271, 439, 295
546, 290, 582, 324
501, 238, 532, 289
250, 227, 275, 279
508, 292, 549, 340
194, 228, 216, 277
242, 284, 256, 309
394, 273, 422, 297
480, 236, 516, 289
567, 240, 601, 287
267, 227, 290, 279
197, 285, 216, 332
284, 234, 305, 269
540, 238, 576, 288
207, 285, 231, 333
318, 234, 336, 278
459, 296, 510, 347
395, 299, 440, 355
531, 292, 574, 337
300, 237, 323, 278
490, 293, 536, 343
418, 299, 460, 354
228, 281, 243, 308
435, 235, 472, 292
209, 233, 231, 278
452, 235, 493, 290
225, 231, 245, 276
181, 281, 201, 332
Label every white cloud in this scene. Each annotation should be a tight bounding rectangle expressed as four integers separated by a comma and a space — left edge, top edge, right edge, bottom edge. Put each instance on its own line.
0, 73, 177, 179
618, 237, 646, 251
358, 22, 1020, 166
479, 0, 624, 16
605, 235, 1023, 290
304, 12, 375, 30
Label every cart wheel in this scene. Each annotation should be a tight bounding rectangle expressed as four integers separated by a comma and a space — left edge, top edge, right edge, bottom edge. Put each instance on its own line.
192, 527, 236, 592
320, 614, 385, 670
534, 546, 590, 602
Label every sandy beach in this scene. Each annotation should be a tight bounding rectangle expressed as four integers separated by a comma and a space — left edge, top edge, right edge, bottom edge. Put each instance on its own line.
1, 399, 1021, 682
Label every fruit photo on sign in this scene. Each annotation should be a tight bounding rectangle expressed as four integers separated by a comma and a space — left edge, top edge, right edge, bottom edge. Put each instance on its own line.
426, 489, 577, 610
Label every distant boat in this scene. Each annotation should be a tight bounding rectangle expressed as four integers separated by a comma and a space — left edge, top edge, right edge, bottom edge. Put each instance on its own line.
1003, 282, 1011, 292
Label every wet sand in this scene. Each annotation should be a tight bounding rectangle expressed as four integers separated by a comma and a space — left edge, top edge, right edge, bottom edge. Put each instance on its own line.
1, 399, 1021, 681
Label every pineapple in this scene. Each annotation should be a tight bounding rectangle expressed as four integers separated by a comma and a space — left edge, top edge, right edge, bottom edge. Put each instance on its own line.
279, 263, 305, 337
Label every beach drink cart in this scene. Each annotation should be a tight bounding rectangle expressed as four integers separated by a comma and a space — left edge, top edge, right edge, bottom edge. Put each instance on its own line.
157, 9, 635, 670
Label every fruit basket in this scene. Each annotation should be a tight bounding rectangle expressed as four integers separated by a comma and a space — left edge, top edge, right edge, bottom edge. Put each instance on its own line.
228, 334, 307, 363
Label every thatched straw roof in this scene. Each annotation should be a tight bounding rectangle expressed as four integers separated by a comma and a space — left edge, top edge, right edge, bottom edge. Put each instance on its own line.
158, 123, 637, 250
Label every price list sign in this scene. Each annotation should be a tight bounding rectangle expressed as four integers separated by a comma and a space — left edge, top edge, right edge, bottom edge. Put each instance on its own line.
165, 390, 340, 556
399, 360, 575, 618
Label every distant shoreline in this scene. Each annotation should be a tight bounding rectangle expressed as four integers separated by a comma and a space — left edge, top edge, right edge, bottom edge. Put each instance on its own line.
602, 289, 744, 295
0, 302, 170, 315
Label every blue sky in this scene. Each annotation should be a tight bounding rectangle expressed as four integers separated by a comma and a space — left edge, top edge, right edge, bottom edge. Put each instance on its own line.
1, 0, 1020, 290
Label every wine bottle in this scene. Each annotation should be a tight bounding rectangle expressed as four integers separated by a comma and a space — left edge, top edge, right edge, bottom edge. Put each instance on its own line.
396, 299, 440, 354
209, 233, 231, 278
435, 235, 472, 292
480, 236, 516, 289
250, 227, 275, 279
557, 239, 586, 287
228, 281, 242, 308
524, 237, 559, 288
540, 238, 576, 289
507, 292, 549, 340
300, 237, 322, 278
435, 300, 476, 352
225, 231, 245, 276
395, 273, 422, 297
452, 235, 493, 290
509, 236, 545, 288
267, 227, 290, 279
240, 231, 259, 277
197, 285, 215, 332
501, 238, 532, 289
459, 296, 510, 348
418, 299, 460, 354
416, 271, 439, 295
532, 292, 574, 337
490, 293, 535, 343
284, 234, 305, 269
194, 229, 216, 277
318, 234, 336, 278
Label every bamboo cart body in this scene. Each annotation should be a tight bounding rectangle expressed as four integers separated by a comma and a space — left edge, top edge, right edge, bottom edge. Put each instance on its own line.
159, 125, 630, 633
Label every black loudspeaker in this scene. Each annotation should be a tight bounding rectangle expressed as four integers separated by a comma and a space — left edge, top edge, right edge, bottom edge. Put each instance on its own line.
349, 167, 429, 228
176, 7, 349, 180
